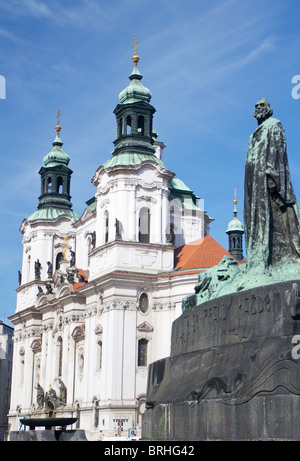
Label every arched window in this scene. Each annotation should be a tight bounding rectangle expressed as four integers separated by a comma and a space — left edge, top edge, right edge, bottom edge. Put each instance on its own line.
95, 324, 103, 371
47, 177, 52, 193
31, 339, 42, 402
126, 115, 132, 135
57, 336, 63, 377
138, 339, 148, 366
170, 206, 174, 225
57, 176, 63, 194
56, 252, 63, 270
97, 340, 103, 370
27, 255, 31, 283
137, 115, 145, 135
139, 293, 149, 313
72, 325, 85, 381
104, 211, 109, 243
139, 207, 150, 243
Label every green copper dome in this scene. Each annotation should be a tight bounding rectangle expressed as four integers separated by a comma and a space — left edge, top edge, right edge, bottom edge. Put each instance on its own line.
43, 127, 70, 167
226, 216, 244, 232
27, 207, 80, 222
118, 60, 152, 104
226, 193, 244, 233
103, 152, 166, 170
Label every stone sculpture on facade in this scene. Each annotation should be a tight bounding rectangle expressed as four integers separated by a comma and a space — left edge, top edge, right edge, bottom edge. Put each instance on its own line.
166, 222, 175, 244
42, 381, 67, 412
35, 383, 44, 409
58, 379, 67, 407
45, 282, 53, 295
70, 250, 76, 267
115, 219, 122, 240
47, 261, 53, 278
18, 270, 22, 286
34, 259, 41, 280
90, 231, 96, 250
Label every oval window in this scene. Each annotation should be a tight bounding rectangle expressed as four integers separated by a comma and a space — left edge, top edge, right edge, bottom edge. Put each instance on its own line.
139, 293, 149, 313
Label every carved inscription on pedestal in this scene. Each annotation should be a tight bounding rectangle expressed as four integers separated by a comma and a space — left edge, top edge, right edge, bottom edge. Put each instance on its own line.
171, 284, 287, 357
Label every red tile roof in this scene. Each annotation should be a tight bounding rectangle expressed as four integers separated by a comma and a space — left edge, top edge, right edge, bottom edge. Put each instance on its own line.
174, 235, 244, 271
72, 238, 245, 289
73, 268, 89, 292
77, 268, 88, 282
73, 282, 87, 292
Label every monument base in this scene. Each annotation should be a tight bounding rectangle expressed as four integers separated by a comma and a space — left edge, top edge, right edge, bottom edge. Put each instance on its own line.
142, 280, 300, 441
9, 429, 88, 441
143, 394, 300, 441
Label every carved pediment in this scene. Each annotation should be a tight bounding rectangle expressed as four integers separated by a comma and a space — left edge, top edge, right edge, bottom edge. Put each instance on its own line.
72, 324, 85, 341
94, 324, 103, 335
137, 321, 154, 333
31, 338, 42, 352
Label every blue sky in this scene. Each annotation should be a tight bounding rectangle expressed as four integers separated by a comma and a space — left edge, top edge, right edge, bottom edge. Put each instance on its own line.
1, 0, 300, 325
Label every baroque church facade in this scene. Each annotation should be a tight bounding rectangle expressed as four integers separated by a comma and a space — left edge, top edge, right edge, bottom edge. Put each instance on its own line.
8, 45, 240, 439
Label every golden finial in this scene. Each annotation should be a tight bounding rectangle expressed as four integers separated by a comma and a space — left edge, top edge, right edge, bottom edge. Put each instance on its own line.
56, 108, 61, 132
132, 35, 139, 64
233, 188, 238, 215
233, 188, 237, 205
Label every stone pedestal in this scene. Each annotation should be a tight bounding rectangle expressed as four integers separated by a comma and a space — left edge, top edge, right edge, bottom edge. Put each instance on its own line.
142, 280, 300, 441
9, 429, 88, 441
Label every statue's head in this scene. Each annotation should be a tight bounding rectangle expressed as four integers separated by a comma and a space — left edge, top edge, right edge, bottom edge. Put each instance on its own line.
253, 98, 273, 123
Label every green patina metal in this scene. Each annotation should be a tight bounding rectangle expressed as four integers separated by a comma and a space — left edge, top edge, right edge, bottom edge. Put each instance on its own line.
26, 119, 78, 223
183, 254, 300, 311
169, 178, 202, 211
183, 100, 300, 310
42, 131, 70, 167
226, 215, 244, 232
85, 197, 96, 213
118, 62, 152, 105
103, 152, 167, 170
110, 50, 157, 162
27, 207, 80, 222
226, 191, 244, 261
244, 115, 300, 271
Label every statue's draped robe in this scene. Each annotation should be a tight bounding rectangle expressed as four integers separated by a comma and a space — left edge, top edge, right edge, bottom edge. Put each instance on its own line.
244, 117, 300, 270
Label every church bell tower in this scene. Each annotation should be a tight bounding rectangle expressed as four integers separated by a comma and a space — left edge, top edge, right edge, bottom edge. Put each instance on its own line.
112, 36, 156, 158
226, 189, 244, 261
37, 111, 73, 212
17, 113, 79, 311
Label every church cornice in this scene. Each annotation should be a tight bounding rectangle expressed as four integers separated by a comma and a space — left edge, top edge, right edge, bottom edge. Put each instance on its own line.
103, 299, 137, 312
8, 306, 42, 326
92, 158, 174, 188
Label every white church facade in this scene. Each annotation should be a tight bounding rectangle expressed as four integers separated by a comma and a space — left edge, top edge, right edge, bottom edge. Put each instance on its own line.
7, 46, 239, 440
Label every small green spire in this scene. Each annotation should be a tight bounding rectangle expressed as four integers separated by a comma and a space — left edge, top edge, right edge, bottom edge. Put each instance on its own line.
226, 189, 244, 261
226, 189, 244, 232
118, 36, 152, 104
43, 110, 70, 167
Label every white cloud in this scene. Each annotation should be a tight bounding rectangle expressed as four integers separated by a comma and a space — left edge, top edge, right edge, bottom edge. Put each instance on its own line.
0, 0, 142, 31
